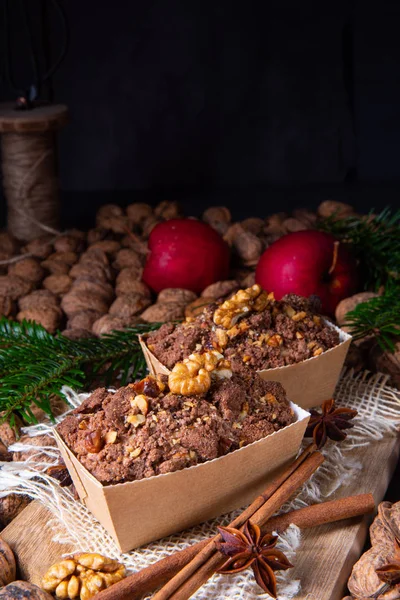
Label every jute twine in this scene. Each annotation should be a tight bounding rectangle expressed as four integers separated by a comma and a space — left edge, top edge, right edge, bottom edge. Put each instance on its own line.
1, 131, 61, 241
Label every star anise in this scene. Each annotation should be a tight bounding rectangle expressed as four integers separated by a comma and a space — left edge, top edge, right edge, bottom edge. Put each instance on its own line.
216, 520, 293, 598
304, 398, 357, 449
376, 538, 400, 587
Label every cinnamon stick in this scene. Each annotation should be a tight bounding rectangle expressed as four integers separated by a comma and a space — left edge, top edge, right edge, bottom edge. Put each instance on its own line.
93, 493, 374, 600
264, 493, 375, 533
153, 448, 324, 600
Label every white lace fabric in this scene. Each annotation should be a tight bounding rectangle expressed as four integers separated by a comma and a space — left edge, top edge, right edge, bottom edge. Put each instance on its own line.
1, 370, 399, 599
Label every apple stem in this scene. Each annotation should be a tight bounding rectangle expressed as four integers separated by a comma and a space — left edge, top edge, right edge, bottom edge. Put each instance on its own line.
328, 241, 340, 275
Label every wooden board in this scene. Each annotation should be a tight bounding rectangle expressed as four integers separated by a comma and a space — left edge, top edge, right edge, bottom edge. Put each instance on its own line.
2, 434, 399, 598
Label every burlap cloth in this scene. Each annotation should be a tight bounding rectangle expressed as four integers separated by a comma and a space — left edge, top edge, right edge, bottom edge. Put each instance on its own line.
1, 370, 400, 599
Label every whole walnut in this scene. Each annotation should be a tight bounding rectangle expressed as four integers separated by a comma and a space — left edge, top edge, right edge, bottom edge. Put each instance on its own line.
41, 258, 70, 275
141, 215, 161, 238
317, 200, 355, 220
369, 342, 400, 389
292, 208, 317, 227
0, 275, 33, 300
240, 217, 264, 235
62, 328, 95, 340
185, 297, 215, 319
69, 263, 112, 283
335, 292, 379, 328
12, 433, 57, 463
126, 202, 153, 225
67, 310, 104, 331
201, 280, 239, 299
54, 234, 84, 254
47, 251, 78, 266
0, 295, 15, 318
202, 207, 231, 235
92, 314, 138, 336
97, 215, 130, 234
17, 306, 62, 334
71, 278, 114, 303
8, 257, 44, 284
96, 203, 124, 221
19, 289, 59, 312
282, 218, 308, 233
231, 225, 264, 265
264, 213, 287, 236
0, 441, 12, 461
115, 266, 144, 288
240, 271, 256, 288
113, 248, 143, 271
109, 294, 151, 319
43, 274, 73, 296
24, 237, 53, 259
141, 302, 186, 322
0, 538, 16, 586
86, 228, 107, 245
154, 200, 182, 220
157, 288, 197, 304
115, 279, 151, 298
79, 248, 109, 267
0, 418, 20, 448
0, 495, 31, 528
0, 232, 19, 256
0, 581, 52, 600
62, 291, 109, 317
89, 240, 121, 256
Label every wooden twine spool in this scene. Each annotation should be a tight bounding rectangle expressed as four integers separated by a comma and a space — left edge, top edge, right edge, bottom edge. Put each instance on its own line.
0, 103, 68, 241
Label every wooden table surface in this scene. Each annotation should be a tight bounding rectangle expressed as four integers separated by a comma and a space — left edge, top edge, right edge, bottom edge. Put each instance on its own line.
2, 433, 399, 599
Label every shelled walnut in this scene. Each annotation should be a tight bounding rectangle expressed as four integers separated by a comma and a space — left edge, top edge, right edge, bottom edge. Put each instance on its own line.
42, 553, 126, 600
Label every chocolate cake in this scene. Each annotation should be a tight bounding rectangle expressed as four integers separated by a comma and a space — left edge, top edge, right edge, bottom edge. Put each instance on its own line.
145, 285, 340, 377
56, 373, 294, 485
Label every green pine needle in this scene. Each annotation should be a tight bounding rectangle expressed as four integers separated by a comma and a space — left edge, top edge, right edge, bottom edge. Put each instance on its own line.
343, 283, 400, 352
0, 319, 162, 425
318, 207, 400, 290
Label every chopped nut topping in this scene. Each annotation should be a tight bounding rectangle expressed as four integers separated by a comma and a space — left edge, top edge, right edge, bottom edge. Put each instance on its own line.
242, 355, 251, 363
313, 315, 321, 326
267, 334, 283, 347
130, 447, 142, 458
78, 420, 88, 430
313, 347, 323, 356
213, 284, 270, 329
307, 341, 318, 350
296, 331, 304, 339
292, 311, 307, 321
130, 394, 149, 415
215, 328, 229, 348
104, 431, 117, 444
126, 413, 146, 427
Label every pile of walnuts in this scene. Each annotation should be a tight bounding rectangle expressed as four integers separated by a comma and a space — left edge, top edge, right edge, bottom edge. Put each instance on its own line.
0, 199, 354, 339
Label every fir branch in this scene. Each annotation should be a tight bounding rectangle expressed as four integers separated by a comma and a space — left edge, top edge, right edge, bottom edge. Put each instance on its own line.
344, 283, 400, 352
318, 207, 400, 290
0, 319, 162, 424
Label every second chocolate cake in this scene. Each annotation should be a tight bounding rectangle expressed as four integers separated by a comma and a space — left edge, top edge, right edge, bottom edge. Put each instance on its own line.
145, 284, 340, 377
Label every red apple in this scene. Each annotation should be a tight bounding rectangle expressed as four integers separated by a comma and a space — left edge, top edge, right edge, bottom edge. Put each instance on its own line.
255, 230, 358, 315
142, 219, 230, 294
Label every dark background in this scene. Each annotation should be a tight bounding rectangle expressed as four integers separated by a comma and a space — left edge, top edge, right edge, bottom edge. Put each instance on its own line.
1, 0, 400, 228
